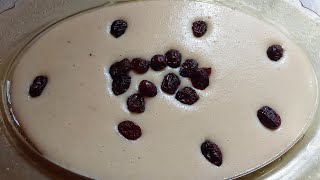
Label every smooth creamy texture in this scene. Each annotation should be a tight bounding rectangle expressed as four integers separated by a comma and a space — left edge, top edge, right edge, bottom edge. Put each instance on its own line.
9, 1, 318, 179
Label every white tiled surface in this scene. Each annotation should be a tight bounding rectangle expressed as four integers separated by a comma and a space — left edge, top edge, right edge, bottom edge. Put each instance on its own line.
0, 0, 16, 14
0, 0, 319, 15
300, 0, 320, 14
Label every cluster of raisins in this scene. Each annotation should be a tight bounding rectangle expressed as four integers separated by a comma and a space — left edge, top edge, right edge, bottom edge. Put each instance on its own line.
109, 49, 212, 113
108, 56, 158, 114
159, 50, 212, 105
109, 58, 132, 96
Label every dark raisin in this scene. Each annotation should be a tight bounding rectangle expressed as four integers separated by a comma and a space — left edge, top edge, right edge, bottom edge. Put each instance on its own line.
127, 94, 145, 113
151, 54, 167, 71
118, 121, 142, 140
192, 21, 208, 38
112, 75, 131, 96
131, 58, 150, 74
29, 76, 48, 97
110, 20, 128, 38
139, 80, 157, 97
165, 49, 182, 68
201, 67, 212, 76
257, 106, 281, 130
161, 73, 181, 95
180, 59, 199, 77
267, 45, 283, 61
175, 87, 199, 105
109, 58, 131, 79
201, 140, 223, 167
191, 68, 210, 90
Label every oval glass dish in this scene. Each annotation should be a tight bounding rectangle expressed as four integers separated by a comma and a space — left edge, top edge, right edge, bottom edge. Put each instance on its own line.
0, 0, 320, 179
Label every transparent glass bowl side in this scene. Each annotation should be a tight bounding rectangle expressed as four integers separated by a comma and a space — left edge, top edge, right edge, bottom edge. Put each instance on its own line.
0, 0, 320, 180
